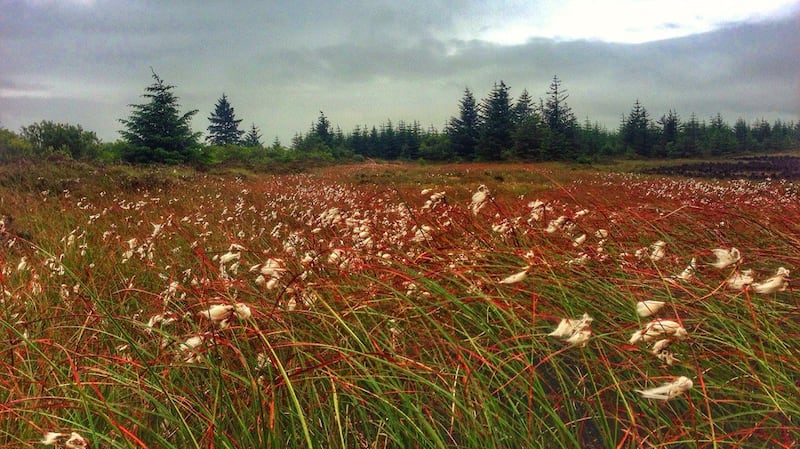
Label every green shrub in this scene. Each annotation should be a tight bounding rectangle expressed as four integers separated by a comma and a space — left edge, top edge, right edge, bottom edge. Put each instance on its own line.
0, 127, 33, 162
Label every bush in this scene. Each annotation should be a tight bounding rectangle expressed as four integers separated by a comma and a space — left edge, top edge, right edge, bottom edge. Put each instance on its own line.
0, 127, 33, 162
20, 120, 101, 160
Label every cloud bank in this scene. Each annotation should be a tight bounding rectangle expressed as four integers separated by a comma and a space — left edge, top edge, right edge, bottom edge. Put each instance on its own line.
1, 1, 798, 142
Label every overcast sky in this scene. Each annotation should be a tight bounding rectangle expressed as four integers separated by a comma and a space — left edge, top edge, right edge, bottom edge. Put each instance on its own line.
1, 0, 798, 144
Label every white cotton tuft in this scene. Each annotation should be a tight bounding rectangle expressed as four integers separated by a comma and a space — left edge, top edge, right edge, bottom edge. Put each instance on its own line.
751, 267, 789, 294
636, 376, 693, 401
548, 313, 593, 347
636, 300, 666, 318
709, 247, 741, 269
498, 267, 530, 284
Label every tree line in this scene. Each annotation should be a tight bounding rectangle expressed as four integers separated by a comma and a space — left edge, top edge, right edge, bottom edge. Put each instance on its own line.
1, 71, 798, 165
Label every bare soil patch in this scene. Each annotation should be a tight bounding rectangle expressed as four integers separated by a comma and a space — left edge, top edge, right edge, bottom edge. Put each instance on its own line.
642, 155, 800, 180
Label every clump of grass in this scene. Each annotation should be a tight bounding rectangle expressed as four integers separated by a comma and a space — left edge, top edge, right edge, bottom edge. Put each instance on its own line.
1, 162, 798, 448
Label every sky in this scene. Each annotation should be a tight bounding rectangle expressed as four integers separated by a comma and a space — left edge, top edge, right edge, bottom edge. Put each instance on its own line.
1, 0, 799, 144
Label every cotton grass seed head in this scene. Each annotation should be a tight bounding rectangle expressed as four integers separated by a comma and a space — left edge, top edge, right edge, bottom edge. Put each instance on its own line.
726, 269, 754, 290
498, 267, 530, 284
751, 267, 790, 294
199, 304, 233, 321
636, 376, 693, 401
548, 313, 593, 347
629, 319, 687, 344
709, 247, 741, 269
636, 300, 666, 318
41, 431, 89, 448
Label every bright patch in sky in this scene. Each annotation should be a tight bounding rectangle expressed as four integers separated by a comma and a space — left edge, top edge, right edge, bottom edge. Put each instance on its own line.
0, 88, 53, 99
470, 0, 799, 44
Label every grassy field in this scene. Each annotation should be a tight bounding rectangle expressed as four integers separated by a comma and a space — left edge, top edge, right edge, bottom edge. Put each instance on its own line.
1, 160, 798, 448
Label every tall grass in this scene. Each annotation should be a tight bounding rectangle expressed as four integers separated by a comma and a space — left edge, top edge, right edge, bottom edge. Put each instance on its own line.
1, 162, 797, 448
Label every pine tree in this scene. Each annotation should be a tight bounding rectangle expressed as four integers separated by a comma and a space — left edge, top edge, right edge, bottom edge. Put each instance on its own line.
207, 94, 244, 145
241, 123, 263, 147
447, 88, 481, 160
119, 70, 201, 163
477, 81, 514, 160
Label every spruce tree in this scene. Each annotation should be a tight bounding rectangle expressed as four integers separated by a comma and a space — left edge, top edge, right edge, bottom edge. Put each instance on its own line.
477, 81, 514, 160
679, 113, 702, 157
511, 114, 547, 160
241, 123, 264, 147
313, 111, 333, 148
658, 110, 680, 145
207, 94, 244, 145
119, 70, 201, 163
733, 117, 751, 151
270, 136, 284, 152
707, 112, 735, 155
447, 88, 481, 160
543, 76, 578, 159
657, 110, 680, 157
513, 88, 534, 125
622, 99, 652, 156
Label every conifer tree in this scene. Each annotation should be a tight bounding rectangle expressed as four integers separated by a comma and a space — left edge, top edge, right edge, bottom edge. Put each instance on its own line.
477, 81, 514, 160
513, 88, 535, 125
270, 136, 284, 152
313, 111, 333, 148
207, 94, 244, 145
658, 110, 680, 145
707, 112, 736, 155
510, 88, 545, 160
511, 114, 547, 160
657, 109, 680, 157
622, 99, 653, 156
679, 113, 702, 157
447, 88, 481, 160
241, 123, 263, 147
119, 70, 201, 163
733, 117, 751, 151
543, 76, 578, 159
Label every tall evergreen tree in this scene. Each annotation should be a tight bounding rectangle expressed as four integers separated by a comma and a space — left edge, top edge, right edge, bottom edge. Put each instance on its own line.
679, 113, 702, 157
542, 76, 578, 159
577, 118, 608, 158
511, 114, 548, 160
241, 123, 264, 148
733, 117, 751, 151
513, 88, 535, 125
659, 109, 679, 141
119, 70, 201, 163
621, 99, 653, 156
207, 94, 244, 145
706, 112, 736, 155
476, 81, 514, 160
447, 88, 481, 160
314, 111, 333, 148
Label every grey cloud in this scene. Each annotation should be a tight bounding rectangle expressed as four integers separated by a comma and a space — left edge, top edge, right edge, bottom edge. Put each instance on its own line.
1, 1, 797, 142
